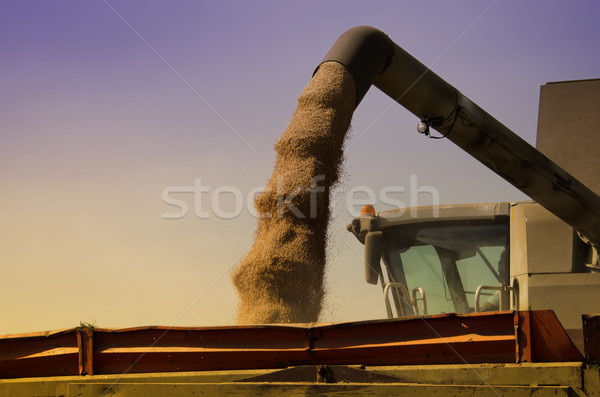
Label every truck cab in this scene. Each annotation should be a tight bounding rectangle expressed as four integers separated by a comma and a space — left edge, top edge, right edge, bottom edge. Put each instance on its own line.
348, 201, 600, 352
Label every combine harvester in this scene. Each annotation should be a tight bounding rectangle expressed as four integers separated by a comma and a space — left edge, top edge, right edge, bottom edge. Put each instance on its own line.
2, 26, 600, 396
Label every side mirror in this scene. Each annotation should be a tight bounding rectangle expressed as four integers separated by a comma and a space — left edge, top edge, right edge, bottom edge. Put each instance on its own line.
364, 231, 383, 285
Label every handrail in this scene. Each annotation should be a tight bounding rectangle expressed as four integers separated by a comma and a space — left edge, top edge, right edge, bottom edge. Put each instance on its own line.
474, 284, 519, 312
383, 283, 429, 318
412, 286, 428, 316
383, 282, 412, 318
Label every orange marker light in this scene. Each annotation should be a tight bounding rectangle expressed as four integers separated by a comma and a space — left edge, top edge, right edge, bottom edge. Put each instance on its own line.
361, 204, 376, 216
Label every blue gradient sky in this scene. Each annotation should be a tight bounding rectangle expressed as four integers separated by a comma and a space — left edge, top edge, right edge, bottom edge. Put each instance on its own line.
1, 1, 599, 333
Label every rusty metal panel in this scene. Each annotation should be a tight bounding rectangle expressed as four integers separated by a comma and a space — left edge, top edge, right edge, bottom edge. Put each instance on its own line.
525, 311, 583, 362
517, 310, 533, 362
88, 312, 518, 374
91, 324, 312, 374
0, 310, 582, 379
583, 314, 600, 364
0, 329, 80, 378
77, 328, 94, 375
311, 311, 517, 365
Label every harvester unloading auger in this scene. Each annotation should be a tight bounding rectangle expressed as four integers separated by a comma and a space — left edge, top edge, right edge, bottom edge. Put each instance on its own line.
323, 26, 600, 245
233, 25, 600, 324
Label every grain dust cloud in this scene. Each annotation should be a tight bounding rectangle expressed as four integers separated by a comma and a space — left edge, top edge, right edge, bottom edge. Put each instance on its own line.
232, 62, 357, 323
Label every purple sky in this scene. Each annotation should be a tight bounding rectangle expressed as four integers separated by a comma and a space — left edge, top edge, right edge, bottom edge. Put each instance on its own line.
1, 1, 599, 333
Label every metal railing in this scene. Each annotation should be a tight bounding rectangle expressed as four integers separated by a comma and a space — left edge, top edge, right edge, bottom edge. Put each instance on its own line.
474, 284, 519, 312
383, 283, 428, 318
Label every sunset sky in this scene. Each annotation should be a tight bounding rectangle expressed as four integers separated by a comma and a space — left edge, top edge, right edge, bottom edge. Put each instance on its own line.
2, 1, 599, 334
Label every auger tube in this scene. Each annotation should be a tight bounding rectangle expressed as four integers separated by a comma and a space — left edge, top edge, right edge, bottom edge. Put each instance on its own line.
318, 26, 600, 246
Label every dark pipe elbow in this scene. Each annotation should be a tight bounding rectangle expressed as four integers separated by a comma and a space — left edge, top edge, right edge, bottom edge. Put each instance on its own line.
317, 26, 600, 245
317, 26, 395, 105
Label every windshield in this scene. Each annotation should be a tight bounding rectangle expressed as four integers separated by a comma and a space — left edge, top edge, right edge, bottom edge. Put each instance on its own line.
381, 219, 509, 316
